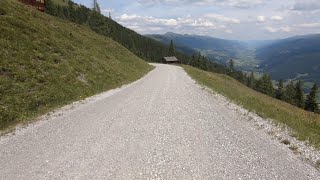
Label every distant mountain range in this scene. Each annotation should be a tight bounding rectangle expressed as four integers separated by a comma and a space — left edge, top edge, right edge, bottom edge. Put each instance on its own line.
147, 32, 320, 85
256, 34, 320, 84
146, 32, 256, 70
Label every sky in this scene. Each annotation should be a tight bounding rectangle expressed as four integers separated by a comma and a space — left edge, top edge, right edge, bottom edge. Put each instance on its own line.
73, 0, 320, 40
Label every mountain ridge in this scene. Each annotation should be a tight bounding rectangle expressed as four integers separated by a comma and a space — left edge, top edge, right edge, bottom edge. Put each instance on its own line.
147, 32, 320, 85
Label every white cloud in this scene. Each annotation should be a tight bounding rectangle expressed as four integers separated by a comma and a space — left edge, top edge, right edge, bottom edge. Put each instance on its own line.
116, 13, 239, 35
270, 16, 283, 21
205, 13, 240, 24
117, 14, 236, 29
118, 14, 178, 26
264, 26, 292, 33
137, 0, 264, 8
296, 22, 320, 28
257, 16, 265, 23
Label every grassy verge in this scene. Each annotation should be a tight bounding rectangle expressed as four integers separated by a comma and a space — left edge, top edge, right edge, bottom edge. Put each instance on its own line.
183, 65, 320, 148
0, 0, 153, 131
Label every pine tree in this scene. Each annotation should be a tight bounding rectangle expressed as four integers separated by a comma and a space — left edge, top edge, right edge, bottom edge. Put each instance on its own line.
229, 59, 234, 71
189, 53, 195, 66
276, 79, 284, 100
92, 0, 101, 13
294, 80, 304, 108
168, 40, 175, 56
256, 73, 274, 96
45, 0, 57, 15
284, 81, 296, 105
305, 83, 319, 112
247, 72, 255, 88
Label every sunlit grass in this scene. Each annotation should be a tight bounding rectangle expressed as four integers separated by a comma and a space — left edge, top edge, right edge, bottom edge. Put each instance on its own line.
0, 0, 152, 130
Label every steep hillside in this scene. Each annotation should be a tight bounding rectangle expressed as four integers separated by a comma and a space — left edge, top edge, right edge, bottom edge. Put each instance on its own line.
45, 0, 191, 63
147, 32, 257, 70
256, 34, 320, 84
0, 0, 152, 130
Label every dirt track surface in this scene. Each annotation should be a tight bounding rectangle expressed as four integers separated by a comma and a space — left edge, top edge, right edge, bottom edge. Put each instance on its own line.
0, 64, 319, 179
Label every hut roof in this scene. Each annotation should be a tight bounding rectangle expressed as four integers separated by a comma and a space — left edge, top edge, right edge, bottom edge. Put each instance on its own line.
163, 56, 179, 62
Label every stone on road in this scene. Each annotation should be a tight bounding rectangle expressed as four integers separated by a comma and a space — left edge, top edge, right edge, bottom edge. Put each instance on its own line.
0, 64, 319, 179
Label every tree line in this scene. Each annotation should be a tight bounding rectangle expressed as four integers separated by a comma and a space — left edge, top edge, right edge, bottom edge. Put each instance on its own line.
226, 59, 319, 113
44, 0, 319, 114
44, 0, 191, 63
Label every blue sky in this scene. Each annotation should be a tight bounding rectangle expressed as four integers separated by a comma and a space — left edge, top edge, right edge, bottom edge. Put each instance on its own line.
73, 0, 320, 40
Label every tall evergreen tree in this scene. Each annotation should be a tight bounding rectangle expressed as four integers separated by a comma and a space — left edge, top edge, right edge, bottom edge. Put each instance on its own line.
229, 59, 234, 71
45, 0, 57, 15
92, 0, 101, 13
246, 72, 255, 88
168, 40, 175, 56
294, 81, 304, 108
276, 79, 284, 100
189, 53, 196, 66
256, 73, 274, 96
305, 83, 319, 112
284, 81, 296, 105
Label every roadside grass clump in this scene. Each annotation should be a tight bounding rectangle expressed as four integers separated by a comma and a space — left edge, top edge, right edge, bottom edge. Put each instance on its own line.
0, 0, 152, 131
316, 160, 320, 169
183, 65, 320, 149
281, 139, 291, 145
289, 145, 299, 151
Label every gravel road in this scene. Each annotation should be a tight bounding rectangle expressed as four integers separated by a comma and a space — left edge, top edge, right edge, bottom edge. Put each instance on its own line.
0, 64, 319, 179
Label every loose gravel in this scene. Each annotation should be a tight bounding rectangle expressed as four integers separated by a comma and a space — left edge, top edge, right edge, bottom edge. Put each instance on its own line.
0, 64, 319, 179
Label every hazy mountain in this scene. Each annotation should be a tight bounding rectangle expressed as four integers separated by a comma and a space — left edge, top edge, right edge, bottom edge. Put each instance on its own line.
146, 32, 257, 71
256, 34, 320, 84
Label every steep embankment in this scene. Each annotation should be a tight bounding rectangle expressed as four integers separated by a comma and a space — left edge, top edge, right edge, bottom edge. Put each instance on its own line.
0, 0, 152, 130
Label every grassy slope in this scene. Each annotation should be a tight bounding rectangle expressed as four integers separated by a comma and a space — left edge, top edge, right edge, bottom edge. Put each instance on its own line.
183, 65, 320, 148
0, 0, 152, 130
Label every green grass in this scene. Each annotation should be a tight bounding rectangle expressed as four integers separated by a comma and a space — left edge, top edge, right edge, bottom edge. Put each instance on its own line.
0, 0, 152, 131
183, 65, 320, 148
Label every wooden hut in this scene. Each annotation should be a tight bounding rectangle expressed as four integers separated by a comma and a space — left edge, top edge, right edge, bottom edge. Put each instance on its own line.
163, 56, 180, 64
20, 0, 45, 12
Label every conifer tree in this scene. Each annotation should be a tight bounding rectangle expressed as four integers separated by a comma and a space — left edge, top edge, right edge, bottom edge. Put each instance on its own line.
92, 0, 101, 13
229, 59, 234, 71
295, 80, 304, 108
284, 81, 296, 105
256, 73, 274, 96
276, 79, 284, 100
190, 53, 196, 66
168, 40, 175, 56
45, 0, 56, 15
305, 83, 319, 112
247, 72, 255, 88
